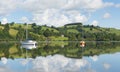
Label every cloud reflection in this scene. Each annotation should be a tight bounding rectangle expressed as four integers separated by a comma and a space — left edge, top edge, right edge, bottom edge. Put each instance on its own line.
20, 59, 29, 66
90, 55, 98, 62
1, 52, 120, 72
103, 63, 111, 70
28, 55, 91, 72
1, 57, 7, 64
0, 66, 13, 72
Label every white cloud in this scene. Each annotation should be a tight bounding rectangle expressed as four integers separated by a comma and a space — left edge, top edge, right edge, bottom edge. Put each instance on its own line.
20, 0, 118, 12
21, 0, 66, 12
91, 20, 99, 26
115, 4, 120, 8
21, 0, 107, 13
67, 10, 88, 22
20, 16, 29, 23
1, 18, 8, 24
32, 9, 87, 27
103, 13, 111, 19
104, 2, 114, 7
85, 0, 103, 9
103, 2, 120, 8
32, 9, 70, 27
0, 0, 18, 16
20, 0, 113, 26
0, 0, 116, 27
22, 0, 107, 10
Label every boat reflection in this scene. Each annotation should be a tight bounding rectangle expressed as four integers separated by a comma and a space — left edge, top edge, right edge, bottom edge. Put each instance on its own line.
20, 44, 37, 50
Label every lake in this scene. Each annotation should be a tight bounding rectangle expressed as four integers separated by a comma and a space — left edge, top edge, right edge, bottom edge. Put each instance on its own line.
0, 41, 120, 72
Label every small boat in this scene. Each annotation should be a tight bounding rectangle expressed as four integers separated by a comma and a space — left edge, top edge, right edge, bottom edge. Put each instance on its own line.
20, 23, 37, 45
80, 41, 86, 47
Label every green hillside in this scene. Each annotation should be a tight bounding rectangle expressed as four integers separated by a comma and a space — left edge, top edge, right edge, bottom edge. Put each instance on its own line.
0, 22, 120, 41
67, 29, 79, 33
109, 28, 120, 35
41, 26, 59, 33
9, 29, 18, 37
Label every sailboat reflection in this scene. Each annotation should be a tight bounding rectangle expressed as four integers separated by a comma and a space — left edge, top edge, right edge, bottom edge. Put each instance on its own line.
20, 44, 37, 50
20, 44, 37, 71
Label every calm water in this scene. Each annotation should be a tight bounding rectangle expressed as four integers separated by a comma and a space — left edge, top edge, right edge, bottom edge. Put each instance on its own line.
0, 41, 120, 72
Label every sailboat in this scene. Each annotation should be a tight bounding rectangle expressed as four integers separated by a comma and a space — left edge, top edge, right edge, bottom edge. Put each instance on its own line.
21, 39, 37, 45
21, 23, 37, 45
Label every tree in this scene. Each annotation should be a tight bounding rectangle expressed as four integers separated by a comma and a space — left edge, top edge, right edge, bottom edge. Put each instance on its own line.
43, 29, 52, 41
0, 21, 1, 25
68, 33, 77, 41
76, 33, 82, 41
10, 22, 15, 26
16, 25, 25, 40
90, 25, 94, 31
3, 23, 10, 32
43, 29, 51, 37
31, 23, 36, 28
77, 23, 83, 32
24, 23, 27, 26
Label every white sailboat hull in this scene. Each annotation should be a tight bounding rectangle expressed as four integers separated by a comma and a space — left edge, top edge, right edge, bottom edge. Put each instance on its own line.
21, 40, 37, 45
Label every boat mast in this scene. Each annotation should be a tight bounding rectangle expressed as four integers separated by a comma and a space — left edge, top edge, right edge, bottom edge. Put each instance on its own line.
26, 23, 28, 40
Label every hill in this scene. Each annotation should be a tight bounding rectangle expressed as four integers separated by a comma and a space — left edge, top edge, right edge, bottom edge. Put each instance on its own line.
0, 22, 120, 41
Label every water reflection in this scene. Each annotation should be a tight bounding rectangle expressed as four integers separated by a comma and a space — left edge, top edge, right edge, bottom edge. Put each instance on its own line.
103, 63, 111, 70
0, 41, 120, 58
90, 55, 98, 62
0, 53, 120, 72
29, 55, 90, 72
0, 41, 120, 72
1, 57, 7, 64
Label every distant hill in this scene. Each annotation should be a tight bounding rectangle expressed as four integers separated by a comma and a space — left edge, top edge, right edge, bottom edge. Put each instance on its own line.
0, 22, 120, 41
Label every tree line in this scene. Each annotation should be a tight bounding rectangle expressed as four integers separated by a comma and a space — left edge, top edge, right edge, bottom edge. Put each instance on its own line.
0, 22, 120, 41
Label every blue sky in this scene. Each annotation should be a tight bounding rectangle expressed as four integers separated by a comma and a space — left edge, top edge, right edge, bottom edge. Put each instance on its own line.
0, 0, 120, 29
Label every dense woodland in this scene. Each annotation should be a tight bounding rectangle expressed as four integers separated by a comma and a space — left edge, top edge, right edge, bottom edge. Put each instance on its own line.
0, 22, 120, 41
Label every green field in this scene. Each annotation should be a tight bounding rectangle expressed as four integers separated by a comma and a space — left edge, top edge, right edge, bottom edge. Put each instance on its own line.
9, 29, 18, 37
109, 28, 120, 35
67, 29, 79, 33
41, 26, 59, 33
50, 36, 68, 41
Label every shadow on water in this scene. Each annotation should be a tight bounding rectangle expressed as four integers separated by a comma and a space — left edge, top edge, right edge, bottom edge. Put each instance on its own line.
0, 41, 120, 59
